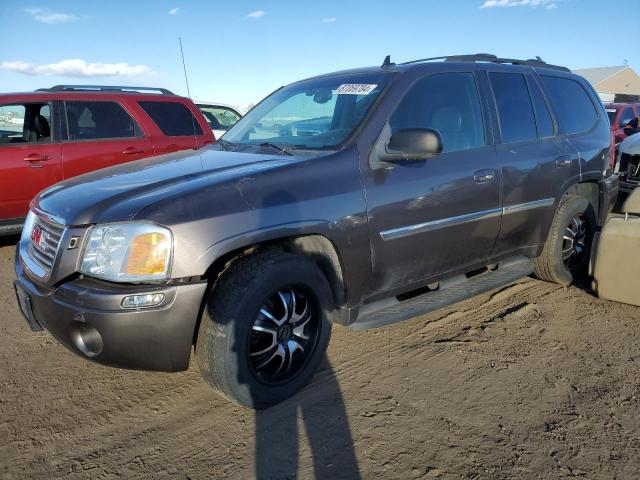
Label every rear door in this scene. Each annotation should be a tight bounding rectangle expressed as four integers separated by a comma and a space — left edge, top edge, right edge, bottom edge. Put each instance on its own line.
61, 100, 154, 179
488, 70, 579, 256
540, 75, 606, 182
364, 70, 502, 295
0, 101, 62, 222
138, 100, 211, 153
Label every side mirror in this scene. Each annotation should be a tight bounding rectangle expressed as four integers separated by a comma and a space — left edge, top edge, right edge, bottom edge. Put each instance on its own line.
379, 128, 443, 162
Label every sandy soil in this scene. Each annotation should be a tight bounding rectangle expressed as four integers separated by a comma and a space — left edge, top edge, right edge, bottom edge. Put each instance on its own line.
2, 238, 640, 479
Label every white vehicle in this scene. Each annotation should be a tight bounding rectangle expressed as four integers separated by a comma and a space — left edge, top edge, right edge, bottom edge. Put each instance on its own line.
195, 101, 243, 139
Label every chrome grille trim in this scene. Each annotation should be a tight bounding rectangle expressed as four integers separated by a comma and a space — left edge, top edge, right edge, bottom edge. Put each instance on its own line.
27, 213, 66, 277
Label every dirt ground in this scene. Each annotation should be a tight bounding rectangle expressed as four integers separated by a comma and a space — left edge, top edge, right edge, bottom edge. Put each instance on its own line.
2, 239, 640, 480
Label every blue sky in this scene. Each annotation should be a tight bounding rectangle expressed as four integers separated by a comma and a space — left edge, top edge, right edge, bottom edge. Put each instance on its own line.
1, 0, 638, 109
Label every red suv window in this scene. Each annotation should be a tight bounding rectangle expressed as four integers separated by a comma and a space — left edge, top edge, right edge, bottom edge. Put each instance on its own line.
139, 101, 204, 137
64, 101, 142, 140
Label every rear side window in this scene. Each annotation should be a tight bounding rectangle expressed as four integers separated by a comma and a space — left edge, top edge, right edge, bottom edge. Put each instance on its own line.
540, 76, 598, 135
0, 103, 51, 145
527, 78, 555, 138
619, 107, 636, 126
139, 101, 203, 136
490, 72, 537, 143
390, 72, 485, 153
65, 101, 141, 141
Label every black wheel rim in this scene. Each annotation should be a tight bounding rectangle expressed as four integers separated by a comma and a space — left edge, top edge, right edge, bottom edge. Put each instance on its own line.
562, 213, 588, 270
247, 288, 321, 385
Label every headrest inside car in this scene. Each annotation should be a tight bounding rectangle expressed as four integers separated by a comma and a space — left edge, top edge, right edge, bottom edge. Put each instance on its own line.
622, 188, 640, 216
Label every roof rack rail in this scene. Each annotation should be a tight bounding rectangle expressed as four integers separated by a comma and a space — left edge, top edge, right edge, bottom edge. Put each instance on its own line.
36, 85, 175, 95
399, 53, 570, 73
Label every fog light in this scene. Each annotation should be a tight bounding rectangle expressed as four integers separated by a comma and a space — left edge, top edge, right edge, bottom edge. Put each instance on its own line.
70, 323, 103, 358
121, 293, 165, 309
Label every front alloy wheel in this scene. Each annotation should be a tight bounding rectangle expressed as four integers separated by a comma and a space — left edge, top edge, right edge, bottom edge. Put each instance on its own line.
249, 288, 320, 384
195, 251, 333, 409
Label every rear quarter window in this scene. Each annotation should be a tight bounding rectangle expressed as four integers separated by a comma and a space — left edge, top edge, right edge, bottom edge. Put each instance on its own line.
139, 101, 203, 137
540, 76, 599, 135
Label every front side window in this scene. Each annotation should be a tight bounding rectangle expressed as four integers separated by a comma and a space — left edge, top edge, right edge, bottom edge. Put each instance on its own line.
223, 72, 392, 150
197, 105, 241, 131
0, 103, 51, 145
490, 72, 537, 144
65, 101, 141, 141
390, 72, 485, 153
606, 109, 617, 125
139, 101, 203, 137
541, 76, 598, 135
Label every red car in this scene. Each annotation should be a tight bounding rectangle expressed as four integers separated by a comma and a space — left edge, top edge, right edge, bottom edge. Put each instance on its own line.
0, 85, 213, 234
605, 102, 640, 143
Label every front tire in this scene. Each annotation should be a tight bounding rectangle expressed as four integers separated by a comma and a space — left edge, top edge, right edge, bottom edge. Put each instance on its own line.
195, 251, 333, 409
534, 195, 596, 285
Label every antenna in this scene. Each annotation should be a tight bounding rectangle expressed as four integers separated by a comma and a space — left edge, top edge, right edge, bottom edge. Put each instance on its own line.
178, 37, 201, 146
178, 37, 192, 98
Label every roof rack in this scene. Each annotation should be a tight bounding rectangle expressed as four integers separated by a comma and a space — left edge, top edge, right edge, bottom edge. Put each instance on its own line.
36, 85, 175, 95
399, 53, 570, 73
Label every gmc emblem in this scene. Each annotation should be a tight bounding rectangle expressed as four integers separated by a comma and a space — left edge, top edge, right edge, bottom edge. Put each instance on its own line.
30, 225, 46, 250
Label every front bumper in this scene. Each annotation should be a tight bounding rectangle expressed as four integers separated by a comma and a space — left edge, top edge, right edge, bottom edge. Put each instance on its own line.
14, 256, 207, 372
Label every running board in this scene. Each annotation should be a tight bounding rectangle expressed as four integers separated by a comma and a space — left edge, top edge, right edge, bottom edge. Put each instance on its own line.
349, 256, 534, 331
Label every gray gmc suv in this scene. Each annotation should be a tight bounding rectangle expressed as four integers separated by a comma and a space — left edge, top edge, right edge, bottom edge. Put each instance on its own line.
14, 54, 619, 408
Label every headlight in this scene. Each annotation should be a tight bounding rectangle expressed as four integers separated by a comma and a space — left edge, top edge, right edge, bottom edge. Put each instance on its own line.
80, 223, 173, 282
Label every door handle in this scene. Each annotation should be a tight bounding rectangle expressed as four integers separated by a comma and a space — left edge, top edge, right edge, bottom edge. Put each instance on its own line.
122, 147, 144, 155
473, 169, 496, 184
23, 154, 49, 168
555, 156, 573, 168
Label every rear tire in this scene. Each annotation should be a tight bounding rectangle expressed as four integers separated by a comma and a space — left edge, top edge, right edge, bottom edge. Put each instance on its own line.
534, 195, 596, 285
195, 250, 333, 409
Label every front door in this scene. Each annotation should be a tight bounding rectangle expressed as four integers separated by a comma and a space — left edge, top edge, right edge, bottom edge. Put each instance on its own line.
61, 100, 154, 179
363, 71, 502, 296
0, 102, 62, 222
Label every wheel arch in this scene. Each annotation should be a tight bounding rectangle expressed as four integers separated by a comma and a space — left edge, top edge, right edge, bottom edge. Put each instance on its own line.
565, 181, 602, 224
202, 233, 347, 313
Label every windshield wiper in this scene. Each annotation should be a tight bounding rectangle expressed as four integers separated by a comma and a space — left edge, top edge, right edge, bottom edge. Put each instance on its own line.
217, 139, 236, 151
259, 142, 292, 156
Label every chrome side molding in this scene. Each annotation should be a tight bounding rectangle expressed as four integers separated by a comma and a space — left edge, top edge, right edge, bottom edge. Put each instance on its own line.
380, 198, 555, 241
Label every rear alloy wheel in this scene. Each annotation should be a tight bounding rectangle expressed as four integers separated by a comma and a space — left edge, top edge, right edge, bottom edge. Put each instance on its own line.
534, 195, 597, 285
195, 251, 333, 409
562, 213, 589, 271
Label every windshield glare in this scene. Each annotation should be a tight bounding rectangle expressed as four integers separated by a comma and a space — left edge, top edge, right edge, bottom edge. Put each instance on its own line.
223, 73, 392, 149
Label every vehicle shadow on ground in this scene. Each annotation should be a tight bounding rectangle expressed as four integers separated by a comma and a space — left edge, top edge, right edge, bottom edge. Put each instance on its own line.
253, 359, 360, 480
0, 234, 19, 248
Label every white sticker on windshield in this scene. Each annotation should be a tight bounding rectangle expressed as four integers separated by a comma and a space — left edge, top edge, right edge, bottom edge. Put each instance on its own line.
336, 84, 378, 95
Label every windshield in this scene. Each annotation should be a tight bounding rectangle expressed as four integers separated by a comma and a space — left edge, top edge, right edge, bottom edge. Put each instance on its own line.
223, 72, 393, 150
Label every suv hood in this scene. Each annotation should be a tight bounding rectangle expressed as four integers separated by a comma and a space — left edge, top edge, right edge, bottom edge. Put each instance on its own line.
34, 147, 309, 225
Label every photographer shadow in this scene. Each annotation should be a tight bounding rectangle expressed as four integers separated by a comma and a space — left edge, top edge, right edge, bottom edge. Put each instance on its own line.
253, 359, 360, 480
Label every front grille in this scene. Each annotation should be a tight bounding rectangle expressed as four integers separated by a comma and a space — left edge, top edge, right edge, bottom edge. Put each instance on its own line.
28, 214, 65, 276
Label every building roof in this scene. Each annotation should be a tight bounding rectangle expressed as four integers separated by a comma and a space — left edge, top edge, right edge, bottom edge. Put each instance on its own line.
572, 66, 628, 86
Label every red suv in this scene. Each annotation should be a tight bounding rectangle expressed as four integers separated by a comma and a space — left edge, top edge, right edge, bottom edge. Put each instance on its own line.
0, 85, 213, 234
606, 102, 640, 143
